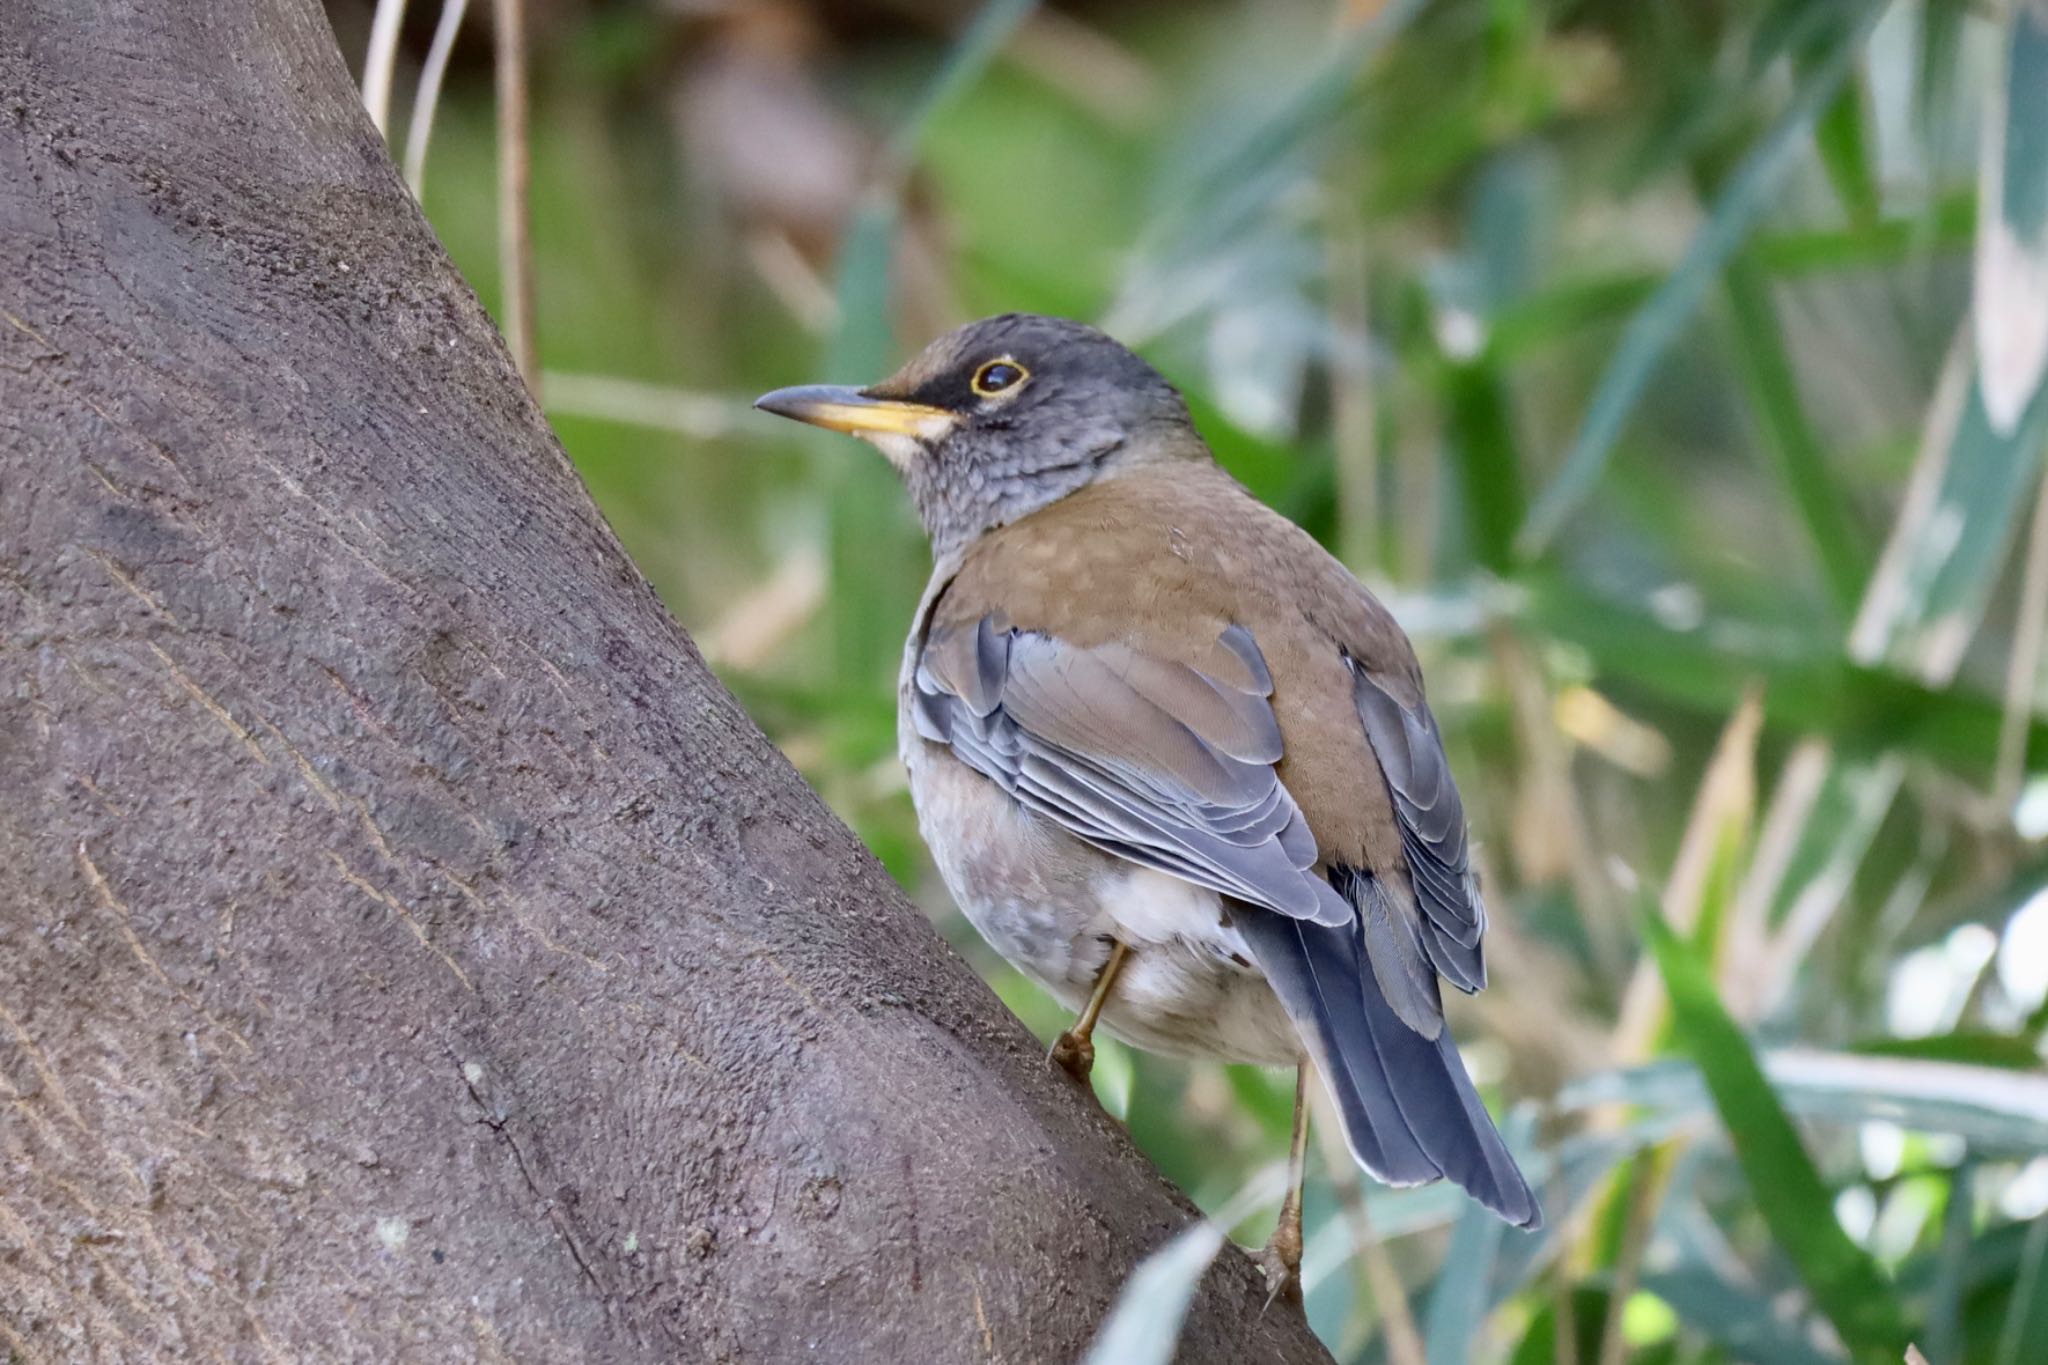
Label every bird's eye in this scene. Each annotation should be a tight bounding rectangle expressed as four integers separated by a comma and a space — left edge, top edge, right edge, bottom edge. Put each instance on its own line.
972, 359, 1027, 397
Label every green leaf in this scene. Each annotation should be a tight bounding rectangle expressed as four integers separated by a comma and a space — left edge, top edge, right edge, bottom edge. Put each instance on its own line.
1442, 357, 1529, 574
1642, 906, 1910, 1360
1898, 1212, 2042, 1298
1853, 1031, 2046, 1072
1732, 752, 1903, 1022
1750, 188, 1977, 273
1916, 0, 1969, 173
1816, 68, 1882, 225
1723, 255, 1871, 616
1486, 190, 1978, 362
1517, 3, 1880, 555
1510, 1286, 1632, 1365
818, 203, 924, 693
1997, 1216, 2048, 1365
1511, 571, 2048, 779
1924, 1164, 1974, 1364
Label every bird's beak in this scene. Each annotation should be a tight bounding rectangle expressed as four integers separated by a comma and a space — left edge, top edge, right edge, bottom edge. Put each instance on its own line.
753, 384, 957, 442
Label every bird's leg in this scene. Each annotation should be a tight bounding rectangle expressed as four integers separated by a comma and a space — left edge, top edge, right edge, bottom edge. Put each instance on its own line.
1048, 939, 1130, 1082
1259, 1061, 1311, 1307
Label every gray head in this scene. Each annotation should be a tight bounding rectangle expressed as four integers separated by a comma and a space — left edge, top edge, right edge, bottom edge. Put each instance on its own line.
755, 314, 1198, 556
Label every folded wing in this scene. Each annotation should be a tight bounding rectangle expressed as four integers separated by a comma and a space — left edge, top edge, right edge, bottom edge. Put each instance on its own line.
1349, 659, 1488, 992
910, 616, 1353, 927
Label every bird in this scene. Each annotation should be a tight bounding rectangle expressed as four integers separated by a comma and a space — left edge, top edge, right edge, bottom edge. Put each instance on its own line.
755, 313, 1540, 1299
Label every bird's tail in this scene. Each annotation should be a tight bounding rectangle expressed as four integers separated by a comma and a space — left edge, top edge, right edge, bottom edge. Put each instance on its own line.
1238, 910, 1541, 1229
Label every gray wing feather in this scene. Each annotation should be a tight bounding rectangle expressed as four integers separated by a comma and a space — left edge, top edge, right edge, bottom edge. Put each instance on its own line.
1351, 665, 1488, 991
917, 619, 1351, 928
1348, 868, 1446, 1039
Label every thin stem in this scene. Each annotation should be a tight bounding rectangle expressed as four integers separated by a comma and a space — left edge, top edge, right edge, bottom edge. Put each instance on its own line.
404, 0, 470, 197
1595, 1144, 1674, 1365
493, 0, 537, 386
362, 0, 410, 136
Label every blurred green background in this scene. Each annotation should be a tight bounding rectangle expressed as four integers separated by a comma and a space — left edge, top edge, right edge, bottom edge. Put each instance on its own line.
337, 0, 2048, 1359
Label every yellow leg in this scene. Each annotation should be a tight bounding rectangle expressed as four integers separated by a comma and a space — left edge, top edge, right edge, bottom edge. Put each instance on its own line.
1048, 940, 1131, 1082
1260, 1061, 1311, 1306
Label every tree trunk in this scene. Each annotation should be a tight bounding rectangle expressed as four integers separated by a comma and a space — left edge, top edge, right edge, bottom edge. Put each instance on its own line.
0, 3, 1333, 1361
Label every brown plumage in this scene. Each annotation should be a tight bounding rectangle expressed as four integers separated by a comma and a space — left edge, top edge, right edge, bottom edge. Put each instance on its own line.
936, 459, 1415, 868
923, 460, 1477, 1024
756, 314, 1540, 1296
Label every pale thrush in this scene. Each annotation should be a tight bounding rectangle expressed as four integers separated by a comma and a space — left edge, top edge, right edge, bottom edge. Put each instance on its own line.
756, 313, 1540, 1299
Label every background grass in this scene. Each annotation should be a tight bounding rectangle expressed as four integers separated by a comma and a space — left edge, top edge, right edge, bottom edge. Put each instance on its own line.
340, 0, 2048, 1358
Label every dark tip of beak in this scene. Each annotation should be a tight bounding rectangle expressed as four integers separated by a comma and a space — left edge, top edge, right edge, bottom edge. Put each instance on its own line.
751, 384, 958, 441
753, 383, 865, 420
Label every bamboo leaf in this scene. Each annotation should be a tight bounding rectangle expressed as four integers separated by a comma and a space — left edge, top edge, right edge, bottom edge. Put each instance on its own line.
1816, 68, 1881, 225
1974, 0, 2048, 434
1851, 337, 2048, 683
1916, 0, 1969, 174
1996, 1216, 2048, 1365
1562, 1049, 2048, 1155
1082, 1218, 1227, 1365
1510, 571, 2048, 777
1723, 255, 1871, 616
1853, 1031, 2046, 1072
1083, 1165, 1288, 1365
1643, 908, 1911, 1359
1518, 3, 1880, 556
1925, 1164, 1974, 1365
1442, 357, 1528, 574
1733, 750, 1903, 1025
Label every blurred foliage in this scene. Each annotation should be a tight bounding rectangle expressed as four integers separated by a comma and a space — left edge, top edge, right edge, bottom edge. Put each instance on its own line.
346, 0, 2048, 1358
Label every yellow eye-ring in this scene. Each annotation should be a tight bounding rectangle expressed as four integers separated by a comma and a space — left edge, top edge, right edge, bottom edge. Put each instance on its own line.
972, 359, 1028, 397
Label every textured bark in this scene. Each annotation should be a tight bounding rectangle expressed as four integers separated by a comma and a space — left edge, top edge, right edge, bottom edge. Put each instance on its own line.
0, 3, 1333, 1361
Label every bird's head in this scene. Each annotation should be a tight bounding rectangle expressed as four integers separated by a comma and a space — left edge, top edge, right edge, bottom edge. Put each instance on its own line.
755, 313, 1196, 555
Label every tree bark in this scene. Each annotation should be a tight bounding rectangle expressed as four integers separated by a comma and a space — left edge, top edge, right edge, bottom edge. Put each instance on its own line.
0, 4, 1334, 1361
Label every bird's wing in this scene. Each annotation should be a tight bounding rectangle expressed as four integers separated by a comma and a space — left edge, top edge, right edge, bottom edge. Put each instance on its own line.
1348, 662, 1487, 992
909, 615, 1354, 928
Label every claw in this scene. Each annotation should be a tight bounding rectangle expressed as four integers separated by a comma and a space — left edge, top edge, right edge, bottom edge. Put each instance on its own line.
1048, 1029, 1094, 1082
1256, 1224, 1303, 1309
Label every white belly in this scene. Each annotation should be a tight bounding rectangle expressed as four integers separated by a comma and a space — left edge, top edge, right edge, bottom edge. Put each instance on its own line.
901, 728, 1300, 1066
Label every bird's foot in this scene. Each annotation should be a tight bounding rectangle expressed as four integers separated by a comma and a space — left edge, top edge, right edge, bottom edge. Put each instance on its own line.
1047, 1028, 1095, 1083
1257, 1225, 1303, 1309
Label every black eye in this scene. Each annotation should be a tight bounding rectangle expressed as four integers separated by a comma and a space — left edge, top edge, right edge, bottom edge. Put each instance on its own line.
972, 360, 1027, 396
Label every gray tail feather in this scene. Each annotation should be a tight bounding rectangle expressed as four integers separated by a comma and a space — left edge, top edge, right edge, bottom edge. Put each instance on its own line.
1239, 911, 1542, 1230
